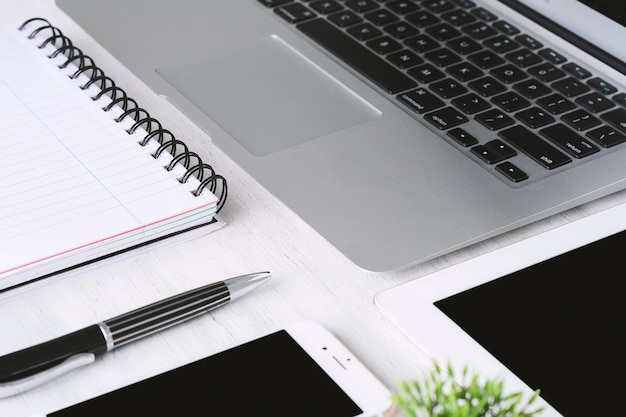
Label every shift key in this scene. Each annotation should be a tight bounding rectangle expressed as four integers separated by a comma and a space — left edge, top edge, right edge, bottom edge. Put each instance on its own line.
499, 125, 571, 169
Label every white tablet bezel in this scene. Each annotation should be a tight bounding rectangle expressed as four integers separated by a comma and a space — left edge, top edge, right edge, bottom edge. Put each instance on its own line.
375, 203, 626, 417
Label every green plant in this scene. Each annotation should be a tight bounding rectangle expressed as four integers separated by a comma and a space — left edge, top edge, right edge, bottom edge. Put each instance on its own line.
393, 362, 543, 417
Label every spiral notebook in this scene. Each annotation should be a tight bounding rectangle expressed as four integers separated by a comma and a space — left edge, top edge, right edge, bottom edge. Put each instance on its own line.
0, 19, 228, 293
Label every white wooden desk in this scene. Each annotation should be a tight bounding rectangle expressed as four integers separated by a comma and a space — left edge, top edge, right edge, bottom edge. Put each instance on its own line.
2, 1, 625, 415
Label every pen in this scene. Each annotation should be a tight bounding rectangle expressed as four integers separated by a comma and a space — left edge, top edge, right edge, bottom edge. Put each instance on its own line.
0, 271, 271, 398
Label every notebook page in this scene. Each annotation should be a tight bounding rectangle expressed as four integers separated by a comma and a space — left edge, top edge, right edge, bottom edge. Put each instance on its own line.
0, 23, 218, 282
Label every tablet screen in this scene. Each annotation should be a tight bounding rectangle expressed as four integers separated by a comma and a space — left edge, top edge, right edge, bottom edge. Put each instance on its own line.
435, 230, 624, 417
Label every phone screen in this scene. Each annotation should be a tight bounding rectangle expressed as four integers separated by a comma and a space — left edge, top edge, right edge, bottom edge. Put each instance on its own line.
49, 330, 363, 416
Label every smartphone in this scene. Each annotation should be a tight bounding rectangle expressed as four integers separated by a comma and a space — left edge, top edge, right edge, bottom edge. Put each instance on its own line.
39, 321, 394, 417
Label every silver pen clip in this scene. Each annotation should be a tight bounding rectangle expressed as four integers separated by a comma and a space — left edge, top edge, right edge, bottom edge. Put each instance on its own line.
0, 353, 95, 399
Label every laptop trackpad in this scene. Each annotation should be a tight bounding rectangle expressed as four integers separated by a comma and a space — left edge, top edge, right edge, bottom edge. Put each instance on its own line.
156, 36, 380, 156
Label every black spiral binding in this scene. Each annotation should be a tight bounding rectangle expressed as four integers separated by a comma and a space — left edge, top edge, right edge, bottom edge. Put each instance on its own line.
18, 18, 227, 212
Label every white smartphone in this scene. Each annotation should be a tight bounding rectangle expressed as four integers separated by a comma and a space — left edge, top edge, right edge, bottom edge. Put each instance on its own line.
40, 321, 394, 417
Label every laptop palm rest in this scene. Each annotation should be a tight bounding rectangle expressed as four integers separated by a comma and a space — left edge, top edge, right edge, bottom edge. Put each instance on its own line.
156, 35, 380, 156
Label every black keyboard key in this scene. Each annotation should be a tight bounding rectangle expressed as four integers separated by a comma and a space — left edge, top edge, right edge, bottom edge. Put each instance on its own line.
614, 93, 626, 107
515, 34, 543, 49
496, 161, 528, 182
346, 0, 378, 12
469, 76, 506, 97
491, 91, 530, 112
384, 21, 420, 39
588, 77, 618, 95
513, 78, 551, 99
486, 139, 517, 159
561, 109, 601, 131
472, 7, 498, 22
515, 107, 555, 128
552, 77, 590, 97
493, 20, 520, 36
424, 107, 469, 130
424, 47, 461, 67
447, 36, 482, 55
397, 87, 445, 114
275, 4, 317, 23
528, 63, 566, 82
490, 64, 527, 84
499, 125, 571, 169
427, 23, 461, 41
328, 10, 362, 26
484, 36, 519, 54
472, 139, 517, 164
538, 48, 567, 64
387, 49, 423, 68
447, 127, 479, 146
442, 9, 476, 26
576, 92, 615, 113
475, 108, 515, 130
309, 0, 343, 14
540, 124, 600, 158
505, 48, 542, 68
563, 62, 592, 79
408, 63, 445, 83
298, 19, 416, 93
468, 50, 505, 69
471, 144, 506, 164
387, 0, 420, 15
446, 62, 483, 81
422, 0, 456, 14
406, 10, 440, 28
364, 9, 399, 25
537, 93, 575, 115
587, 125, 626, 148
471, 7, 498, 22
366, 36, 402, 54
452, 0, 477, 6
601, 108, 626, 134
463, 22, 497, 40
405, 34, 439, 53
347, 23, 382, 40
452, 93, 491, 114
431, 78, 468, 99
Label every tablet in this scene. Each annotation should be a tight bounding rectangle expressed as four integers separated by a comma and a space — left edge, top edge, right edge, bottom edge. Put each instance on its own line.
375, 203, 626, 417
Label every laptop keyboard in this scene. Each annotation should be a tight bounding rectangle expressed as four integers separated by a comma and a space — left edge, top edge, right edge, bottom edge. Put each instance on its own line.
257, 0, 626, 185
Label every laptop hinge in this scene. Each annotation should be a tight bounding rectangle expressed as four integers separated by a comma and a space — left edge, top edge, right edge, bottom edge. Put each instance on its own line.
498, 0, 626, 75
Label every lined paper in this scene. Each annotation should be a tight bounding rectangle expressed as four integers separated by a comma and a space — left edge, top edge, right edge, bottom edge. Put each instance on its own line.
0, 23, 218, 289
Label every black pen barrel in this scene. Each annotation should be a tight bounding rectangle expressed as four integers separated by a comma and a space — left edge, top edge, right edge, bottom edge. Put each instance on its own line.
102, 281, 229, 349
0, 273, 270, 387
0, 325, 106, 382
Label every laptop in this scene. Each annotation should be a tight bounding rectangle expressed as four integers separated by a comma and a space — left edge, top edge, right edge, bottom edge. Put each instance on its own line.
374, 201, 626, 417
55, 0, 626, 272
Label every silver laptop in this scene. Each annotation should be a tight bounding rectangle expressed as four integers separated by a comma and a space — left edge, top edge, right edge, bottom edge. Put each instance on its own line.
56, 0, 626, 272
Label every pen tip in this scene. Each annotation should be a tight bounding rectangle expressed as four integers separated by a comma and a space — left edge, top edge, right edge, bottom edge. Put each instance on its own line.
225, 272, 271, 301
